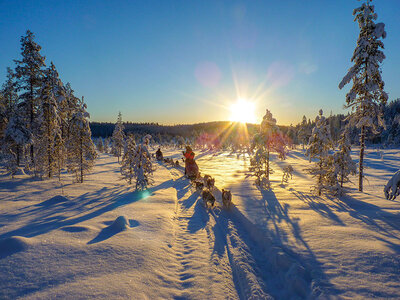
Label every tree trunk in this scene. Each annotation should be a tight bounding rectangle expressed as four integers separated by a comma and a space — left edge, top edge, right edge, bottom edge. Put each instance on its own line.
16, 145, 20, 166
266, 149, 270, 182
48, 111, 52, 178
80, 135, 83, 183
318, 160, 322, 196
359, 125, 365, 192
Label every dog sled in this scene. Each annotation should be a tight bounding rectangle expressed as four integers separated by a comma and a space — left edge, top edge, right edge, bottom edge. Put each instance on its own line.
185, 159, 199, 181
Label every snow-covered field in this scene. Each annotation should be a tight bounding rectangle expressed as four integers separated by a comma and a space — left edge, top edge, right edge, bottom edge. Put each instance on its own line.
1, 148, 399, 299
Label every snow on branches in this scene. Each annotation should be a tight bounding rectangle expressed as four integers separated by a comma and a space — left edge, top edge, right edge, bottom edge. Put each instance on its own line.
249, 109, 288, 189
121, 134, 154, 190
384, 170, 400, 200
339, 0, 387, 192
305, 110, 335, 195
112, 112, 125, 162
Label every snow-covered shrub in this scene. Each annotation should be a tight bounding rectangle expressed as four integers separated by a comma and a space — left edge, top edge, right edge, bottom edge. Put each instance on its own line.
281, 165, 294, 184
384, 170, 400, 200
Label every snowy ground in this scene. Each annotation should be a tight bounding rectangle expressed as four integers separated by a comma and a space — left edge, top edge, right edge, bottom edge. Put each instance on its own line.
0, 147, 399, 299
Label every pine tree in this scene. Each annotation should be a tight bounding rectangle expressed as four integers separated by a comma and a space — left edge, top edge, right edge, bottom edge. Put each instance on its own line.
111, 112, 125, 162
66, 98, 97, 183
306, 110, 334, 195
36, 63, 64, 178
333, 132, 357, 191
339, 0, 388, 192
14, 30, 46, 174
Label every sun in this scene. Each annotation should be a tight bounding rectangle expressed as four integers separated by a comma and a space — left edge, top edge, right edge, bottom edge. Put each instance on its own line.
229, 99, 257, 124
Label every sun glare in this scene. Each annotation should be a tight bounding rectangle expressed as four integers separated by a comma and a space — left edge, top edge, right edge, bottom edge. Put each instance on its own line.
229, 99, 257, 124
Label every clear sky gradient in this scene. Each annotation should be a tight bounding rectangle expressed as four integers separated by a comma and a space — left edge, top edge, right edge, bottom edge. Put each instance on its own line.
1, 0, 399, 125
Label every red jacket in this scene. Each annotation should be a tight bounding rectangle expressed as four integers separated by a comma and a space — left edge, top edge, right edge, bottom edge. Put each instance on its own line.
184, 150, 195, 161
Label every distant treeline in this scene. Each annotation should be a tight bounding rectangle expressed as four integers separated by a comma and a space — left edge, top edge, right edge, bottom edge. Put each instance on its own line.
90, 98, 400, 147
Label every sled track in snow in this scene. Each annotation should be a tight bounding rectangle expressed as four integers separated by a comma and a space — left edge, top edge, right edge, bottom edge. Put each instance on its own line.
165, 166, 238, 299
163, 164, 321, 300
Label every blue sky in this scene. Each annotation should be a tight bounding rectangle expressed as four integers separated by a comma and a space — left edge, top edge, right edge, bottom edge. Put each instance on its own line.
1, 0, 399, 125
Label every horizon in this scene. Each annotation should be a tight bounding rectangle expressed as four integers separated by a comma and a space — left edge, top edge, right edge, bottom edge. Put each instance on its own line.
1, 0, 400, 125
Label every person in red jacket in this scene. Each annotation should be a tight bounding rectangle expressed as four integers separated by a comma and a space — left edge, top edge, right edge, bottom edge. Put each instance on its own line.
183, 146, 198, 179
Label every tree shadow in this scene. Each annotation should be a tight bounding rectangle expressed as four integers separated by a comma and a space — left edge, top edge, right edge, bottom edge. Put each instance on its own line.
0, 179, 173, 240
332, 194, 400, 240
290, 190, 345, 226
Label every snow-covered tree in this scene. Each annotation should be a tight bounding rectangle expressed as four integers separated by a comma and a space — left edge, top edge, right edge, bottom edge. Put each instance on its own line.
250, 109, 287, 189
111, 112, 125, 162
0, 68, 18, 140
131, 135, 154, 190
3, 104, 33, 176
120, 134, 136, 184
62, 82, 80, 142
333, 132, 357, 192
35, 63, 64, 178
306, 110, 334, 195
14, 30, 46, 173
339, 0, 388, 192
66, 98, 97, 183
104, 137, 111, 153
298, 115, 310, 149
96, 138, 104, 153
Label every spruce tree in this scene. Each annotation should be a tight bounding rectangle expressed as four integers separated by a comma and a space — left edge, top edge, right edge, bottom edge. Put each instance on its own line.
120, 134, 136, 184
339, 0, 388, 191
111, 112, 125, 162
333, 132, 357, 192
14, 30, 46, 174
306, 110, 334, 195
250, 109, 287, 189
0, 68, 18, 140
298, 115, 309, 149
3, 104, 33, 175
96, 138, 104, 153
66, 98, 97, 183
132, 135, 154, 190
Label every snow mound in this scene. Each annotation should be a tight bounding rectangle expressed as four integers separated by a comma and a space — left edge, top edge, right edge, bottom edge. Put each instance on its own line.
108, 216, 129, 231
0, 236, 31, 258
36, 195, 71, 207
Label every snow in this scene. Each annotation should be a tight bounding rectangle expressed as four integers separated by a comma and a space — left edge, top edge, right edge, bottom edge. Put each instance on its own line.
0, 149, 399, 299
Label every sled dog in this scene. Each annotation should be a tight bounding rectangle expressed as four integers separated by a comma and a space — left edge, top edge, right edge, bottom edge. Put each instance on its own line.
202, 190, 215, 208
222, 189, 232, 208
